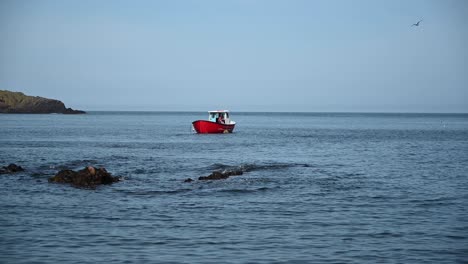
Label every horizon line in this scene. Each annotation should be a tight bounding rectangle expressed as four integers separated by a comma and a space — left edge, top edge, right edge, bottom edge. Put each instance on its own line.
82, 110, 468, 115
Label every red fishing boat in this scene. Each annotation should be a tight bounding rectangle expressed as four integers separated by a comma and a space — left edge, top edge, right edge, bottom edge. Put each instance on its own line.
192, 110, 236, 134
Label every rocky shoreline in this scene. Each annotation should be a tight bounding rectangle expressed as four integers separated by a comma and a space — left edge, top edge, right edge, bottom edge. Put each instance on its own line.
0, 90, 85, 114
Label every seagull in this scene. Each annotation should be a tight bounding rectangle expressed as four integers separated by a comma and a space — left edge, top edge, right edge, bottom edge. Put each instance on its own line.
412, 19, 423, 27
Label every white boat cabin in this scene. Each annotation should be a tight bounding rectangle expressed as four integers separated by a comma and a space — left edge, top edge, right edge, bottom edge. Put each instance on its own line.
208, 110, 234, 124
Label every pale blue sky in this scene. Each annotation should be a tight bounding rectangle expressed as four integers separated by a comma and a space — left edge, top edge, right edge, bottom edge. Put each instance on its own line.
1, 0, 467, 112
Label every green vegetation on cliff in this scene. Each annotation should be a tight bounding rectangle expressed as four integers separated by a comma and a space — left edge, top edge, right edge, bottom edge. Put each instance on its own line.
0, 90, 85, 114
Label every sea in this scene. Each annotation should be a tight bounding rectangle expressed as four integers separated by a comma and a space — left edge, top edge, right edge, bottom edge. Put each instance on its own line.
1, 112, 467, 264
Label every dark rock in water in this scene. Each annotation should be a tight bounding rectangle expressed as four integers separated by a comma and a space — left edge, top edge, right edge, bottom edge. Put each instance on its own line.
5, 163, 25, 172
199, 171, 230, 180
48, 166, 120, 188
0, 163, 25, 174
184, 178, 194, 183
0, 90, 85, 114
198, 169, 243, 181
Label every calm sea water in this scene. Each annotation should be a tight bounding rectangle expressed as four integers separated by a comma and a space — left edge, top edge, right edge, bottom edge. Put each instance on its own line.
1, 112, 467, 263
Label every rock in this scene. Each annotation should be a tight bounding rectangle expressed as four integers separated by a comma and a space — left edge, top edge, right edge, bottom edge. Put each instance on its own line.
184, 178, 194, 183
48, 166, 120, 188
0, 163, 25, 174
198, 169, 243, 181
0, 90, 85, 114
199, 171, 230, 180
87, 166, 96, 175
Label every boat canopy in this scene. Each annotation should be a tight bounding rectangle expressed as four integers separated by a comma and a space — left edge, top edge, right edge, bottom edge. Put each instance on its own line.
208, 110, 230, 122
208, 110, 229, 113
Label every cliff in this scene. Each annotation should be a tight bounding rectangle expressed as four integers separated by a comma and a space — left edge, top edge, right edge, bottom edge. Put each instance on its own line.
0, 90, 85, 114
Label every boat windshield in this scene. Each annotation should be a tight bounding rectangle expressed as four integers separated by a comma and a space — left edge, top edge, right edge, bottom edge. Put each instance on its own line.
209, 112, 217, 122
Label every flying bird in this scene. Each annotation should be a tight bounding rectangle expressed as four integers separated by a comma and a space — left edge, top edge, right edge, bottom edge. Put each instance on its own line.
412, 19, 423, 27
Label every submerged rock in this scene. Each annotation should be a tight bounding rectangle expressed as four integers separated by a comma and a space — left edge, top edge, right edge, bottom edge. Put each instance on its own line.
48, 166, 120, 188
0, 163, 25, 174
184, 178, 194, 183
198, 169, 244, 181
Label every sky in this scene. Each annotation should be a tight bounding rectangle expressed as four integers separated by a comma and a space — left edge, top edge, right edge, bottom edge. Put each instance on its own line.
1, 0, 467, 112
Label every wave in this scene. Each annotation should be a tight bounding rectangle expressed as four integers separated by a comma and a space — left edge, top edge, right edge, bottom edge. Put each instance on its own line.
216, 186, 278, 194
410, 196, 458, 207
38, 159, 99, 171
116, 188, 192, 196
30, 159, 100, 177
207, 162, 311, 173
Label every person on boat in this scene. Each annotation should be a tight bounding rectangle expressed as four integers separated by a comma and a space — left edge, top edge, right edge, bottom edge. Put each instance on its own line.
217, 114, 224, 124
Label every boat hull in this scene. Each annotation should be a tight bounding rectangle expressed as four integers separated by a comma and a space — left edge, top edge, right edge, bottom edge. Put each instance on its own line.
192, 120, 235, 134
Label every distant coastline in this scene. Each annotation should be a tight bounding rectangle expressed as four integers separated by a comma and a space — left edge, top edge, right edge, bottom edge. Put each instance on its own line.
0, 90, 85, 114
